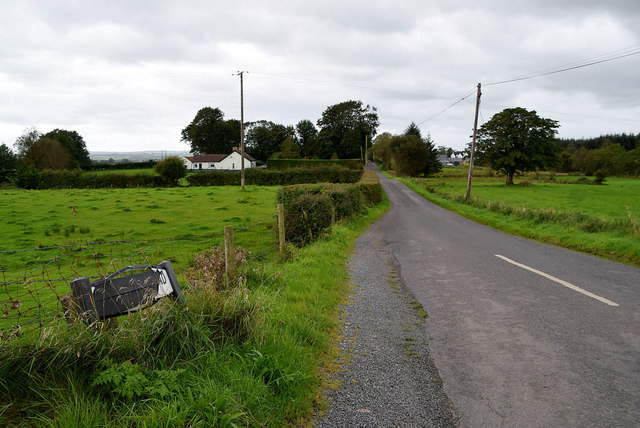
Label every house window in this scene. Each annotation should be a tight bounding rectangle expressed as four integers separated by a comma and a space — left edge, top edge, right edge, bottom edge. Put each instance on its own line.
210, 164, 215, 168
232, 163, 235, 170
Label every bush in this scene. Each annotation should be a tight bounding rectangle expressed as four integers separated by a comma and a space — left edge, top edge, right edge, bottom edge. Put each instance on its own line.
594, 169, 607, 185
13, 165, 41, 189
283, 193, 333, 247
357, 170, 383, 205
154, 156, 187, 184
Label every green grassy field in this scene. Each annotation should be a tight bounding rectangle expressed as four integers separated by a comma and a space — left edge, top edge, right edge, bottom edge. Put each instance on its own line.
0, 183, 389, 427
0, 186, 279, 336
395, 168, 640, 266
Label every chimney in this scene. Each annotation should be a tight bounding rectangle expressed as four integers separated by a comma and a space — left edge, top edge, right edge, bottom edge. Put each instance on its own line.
232, 146, 238, 152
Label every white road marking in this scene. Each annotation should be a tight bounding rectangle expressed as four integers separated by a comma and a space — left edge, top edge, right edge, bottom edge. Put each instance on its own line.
495, 254, 619, 307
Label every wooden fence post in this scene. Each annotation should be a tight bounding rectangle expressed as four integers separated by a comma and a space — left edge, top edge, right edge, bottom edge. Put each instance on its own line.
277, 204, 285, 254
224, 225, 236, 287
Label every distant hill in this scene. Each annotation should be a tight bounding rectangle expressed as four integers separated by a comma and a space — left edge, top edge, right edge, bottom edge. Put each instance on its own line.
90, 151, 191, 162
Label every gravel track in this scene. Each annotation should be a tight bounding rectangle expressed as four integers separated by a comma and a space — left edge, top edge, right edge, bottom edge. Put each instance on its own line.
314, 215, 458, 427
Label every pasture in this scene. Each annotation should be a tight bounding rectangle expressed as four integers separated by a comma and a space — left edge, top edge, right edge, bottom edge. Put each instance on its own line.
0, 184, 388, 426
0, 186, 278, 335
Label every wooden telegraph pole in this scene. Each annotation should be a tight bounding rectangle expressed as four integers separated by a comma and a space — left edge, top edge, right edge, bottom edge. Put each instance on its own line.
237, 71, 247, 190
466, 83, 482, 200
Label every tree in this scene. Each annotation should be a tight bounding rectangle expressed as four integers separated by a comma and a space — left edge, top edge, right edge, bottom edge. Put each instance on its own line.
372, 132, 393, 169
475, 107, 560, 185
14, 127, 41, 160
181, 107, 240, 154
24, 138, 71, 170
316, 100, 379, 159
245, 120, 294, 161
405, 122, 422, 138
389, 135, 432, 177
279, 137, 301, 159
0, 143, 17, 182
43, 129, 91, 168
382, 125, 442, 177
295, 119, 318, 158
154, 156, 187, 184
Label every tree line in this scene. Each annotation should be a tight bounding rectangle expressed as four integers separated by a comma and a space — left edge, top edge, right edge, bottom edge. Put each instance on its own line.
181, 100, 379, 162
556, 134, 640, 176
0, 128, 91, 182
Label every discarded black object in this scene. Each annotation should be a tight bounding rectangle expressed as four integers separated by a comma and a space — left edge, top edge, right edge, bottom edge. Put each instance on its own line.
69, 261, 184, 324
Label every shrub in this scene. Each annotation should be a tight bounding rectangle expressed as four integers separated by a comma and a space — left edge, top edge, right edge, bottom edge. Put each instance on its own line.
594, 169, 607, 185
13, 165, 41, 189
357, 170, 383, 205
283, 193, 333, 247
153, 156, 187, 184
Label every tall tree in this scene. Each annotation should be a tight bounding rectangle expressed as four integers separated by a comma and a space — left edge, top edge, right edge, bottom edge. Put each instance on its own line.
43, 129, 91, 168
14, 127, 41, 159
404, 122, 422, 138
295, 119, 318, 158
24, 138, 71, 170
0, 143, 17, 182
279, 137, 301, 159
316, 100, 379, 159
245, 120, 293, 161
475, 107, 560, 184
372, 132, 393, 169
181, 107, 240, 154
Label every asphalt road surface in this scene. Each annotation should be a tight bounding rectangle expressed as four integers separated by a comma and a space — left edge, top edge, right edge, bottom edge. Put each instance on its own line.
373, 166, 640, 427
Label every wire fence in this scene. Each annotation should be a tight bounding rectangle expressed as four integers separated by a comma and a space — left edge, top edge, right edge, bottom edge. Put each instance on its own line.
0, 213, 277, 343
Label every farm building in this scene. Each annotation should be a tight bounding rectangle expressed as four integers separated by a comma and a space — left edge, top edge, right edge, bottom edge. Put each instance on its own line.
183, 148, 257, 172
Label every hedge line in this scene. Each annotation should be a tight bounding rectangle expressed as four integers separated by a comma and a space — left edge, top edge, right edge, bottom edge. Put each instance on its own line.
86, 160, 157, 171
266, 159, 363, 170
187, 167, 363, 187
277, 170, 382, 246
15, 168, 167, 189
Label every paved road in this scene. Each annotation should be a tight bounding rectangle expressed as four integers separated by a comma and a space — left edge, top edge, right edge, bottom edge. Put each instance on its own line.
374, 167, 640, 427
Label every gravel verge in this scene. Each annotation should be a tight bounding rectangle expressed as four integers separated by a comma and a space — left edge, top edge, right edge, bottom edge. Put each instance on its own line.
314, 218, 459, 427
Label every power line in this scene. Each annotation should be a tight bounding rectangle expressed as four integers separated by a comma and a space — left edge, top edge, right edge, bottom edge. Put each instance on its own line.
485, 47, 640, 87
416, 89, 477, 126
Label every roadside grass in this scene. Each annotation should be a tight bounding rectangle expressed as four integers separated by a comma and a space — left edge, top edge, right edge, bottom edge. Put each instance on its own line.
0, 185, 390, 426
386, 169, 640, 266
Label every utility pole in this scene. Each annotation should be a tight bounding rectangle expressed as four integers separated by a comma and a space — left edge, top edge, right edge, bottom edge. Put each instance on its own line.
466, 82, 482, 200
364, 135, 368, 167
237, 71, 247, 190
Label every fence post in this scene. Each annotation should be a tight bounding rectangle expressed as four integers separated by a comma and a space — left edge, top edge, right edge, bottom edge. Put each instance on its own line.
224, 225, 236, 287
277, 203, 286, 254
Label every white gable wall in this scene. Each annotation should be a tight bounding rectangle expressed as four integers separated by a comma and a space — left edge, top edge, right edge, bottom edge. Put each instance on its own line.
218, 152, 242, 170
183, 153, 256, 171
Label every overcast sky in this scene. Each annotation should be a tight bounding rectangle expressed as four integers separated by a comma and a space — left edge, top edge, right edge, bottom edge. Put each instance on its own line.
1, 0, 639, 154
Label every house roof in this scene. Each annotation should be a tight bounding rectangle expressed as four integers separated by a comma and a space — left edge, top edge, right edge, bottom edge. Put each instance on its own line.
185, 150, 256, 163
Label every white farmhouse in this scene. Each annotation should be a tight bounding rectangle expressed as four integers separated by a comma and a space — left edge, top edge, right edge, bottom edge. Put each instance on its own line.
183, 148, 257, 172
